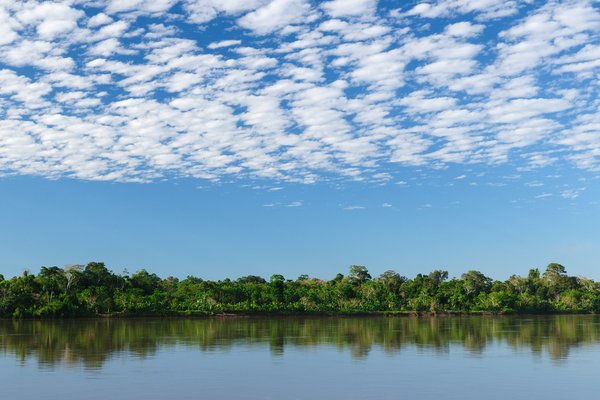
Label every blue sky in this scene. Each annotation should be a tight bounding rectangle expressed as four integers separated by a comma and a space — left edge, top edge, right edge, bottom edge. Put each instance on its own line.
0, 0, 599, 280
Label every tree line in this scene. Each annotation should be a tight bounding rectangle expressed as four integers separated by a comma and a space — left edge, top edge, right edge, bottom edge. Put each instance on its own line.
0, 262, 599, 317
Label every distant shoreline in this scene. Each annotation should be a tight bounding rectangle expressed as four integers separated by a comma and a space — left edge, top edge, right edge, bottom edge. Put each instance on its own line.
1, 310, 598, 321
1, 262, 599, 318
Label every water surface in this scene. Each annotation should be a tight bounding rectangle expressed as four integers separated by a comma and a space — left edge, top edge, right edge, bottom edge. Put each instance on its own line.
1, 315, 599, 399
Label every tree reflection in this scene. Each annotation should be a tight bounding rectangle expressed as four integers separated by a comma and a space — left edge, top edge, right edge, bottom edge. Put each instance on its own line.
0, 316, 598, 369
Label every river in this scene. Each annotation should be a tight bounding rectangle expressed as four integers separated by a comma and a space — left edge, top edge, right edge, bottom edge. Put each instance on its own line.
0, 315, 598, 399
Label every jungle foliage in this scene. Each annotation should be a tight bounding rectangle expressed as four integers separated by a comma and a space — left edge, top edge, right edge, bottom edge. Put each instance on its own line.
1, 262, 599, 317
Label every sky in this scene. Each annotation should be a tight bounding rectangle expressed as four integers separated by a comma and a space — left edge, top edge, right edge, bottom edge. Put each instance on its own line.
0, 0, 599, 281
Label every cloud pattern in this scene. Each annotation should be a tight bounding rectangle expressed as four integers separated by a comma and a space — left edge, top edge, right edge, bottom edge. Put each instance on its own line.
0, 0, 599, 183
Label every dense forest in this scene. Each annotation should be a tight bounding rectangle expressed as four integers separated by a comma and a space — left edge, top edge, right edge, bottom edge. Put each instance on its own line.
0, 262, 599, 317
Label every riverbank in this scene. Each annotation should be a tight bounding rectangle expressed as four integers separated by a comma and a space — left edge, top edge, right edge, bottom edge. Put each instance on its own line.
2, 262, 599, 318
3, 309, 598, 320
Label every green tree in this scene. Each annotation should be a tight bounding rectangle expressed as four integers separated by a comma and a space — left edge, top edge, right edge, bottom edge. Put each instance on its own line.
544, 263, 577, 299
545, 263, 567, 277
64, 264, 83, 293
461, 270, 492, 296
129, 269, 162, 295
428, 270, 449, 287
270, 274, 285, 304
237, 275, 267, 284
2, 260, 600, 317
377, 270, 405, 295
37, 266, 67, 297
349, 265, 371, 284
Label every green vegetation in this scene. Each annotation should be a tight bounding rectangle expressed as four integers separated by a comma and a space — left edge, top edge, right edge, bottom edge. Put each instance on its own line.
1, 262, 599, 317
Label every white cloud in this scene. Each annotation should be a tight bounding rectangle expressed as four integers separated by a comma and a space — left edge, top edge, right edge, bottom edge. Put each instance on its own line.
105, 0, 177, 15
88, 13, 113, 28
400, 0, 518, 20
561, 188, 585, 199
322, 0, 378, 18
183, 0, 268, 23
344, 205, 365, 210
94, 20, 130, 40
445, 21, 484, 37
208, 40, 242, 49
0, 0, 599, 185
17, 2, 84, 39
526, 181, 544, 188
0, 7, 19, 46
496, 1, 600, 75
238, 0, 311, 35
89, 38, 125, 56
184, 0, 269, 23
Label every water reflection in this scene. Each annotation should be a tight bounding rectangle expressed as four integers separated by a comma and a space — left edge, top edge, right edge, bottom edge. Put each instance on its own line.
0, 315, 599, 369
